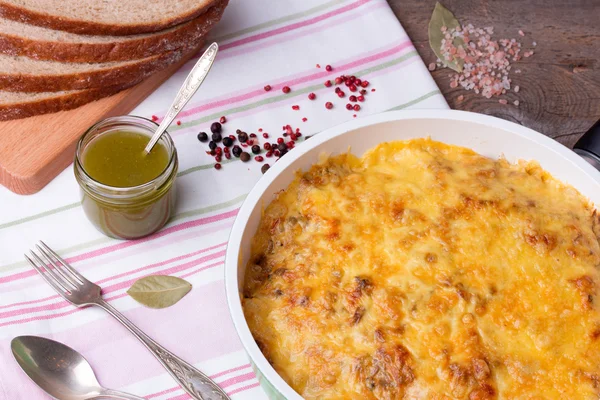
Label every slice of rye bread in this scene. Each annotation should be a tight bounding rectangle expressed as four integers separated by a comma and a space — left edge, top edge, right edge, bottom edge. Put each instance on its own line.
0, 0, 218, 35
0, 0, 227, 62
0, 40, 206, 121
0, 86, 132, 121
0, 43, 199, 92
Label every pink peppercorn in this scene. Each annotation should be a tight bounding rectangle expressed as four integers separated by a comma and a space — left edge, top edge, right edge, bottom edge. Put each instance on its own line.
349, 95, 357, 102
215, 147, 222, 155
255, 156, 264, 162
346, 103, 353, 110
349, 85, 357, 92
266, 151, 273, 158
292, 105, 300, 110
264, 143, 272, 150
325, 64, 333, 71
225, 153, 231, 160
302, 117, 308, 122
229, 135, 236, 141
361, 81, 369, 88
223, 146, 230, 153
282, 86, 291, 93
219, 116, 227, 124
214, 163, 222, 170
358, 95, 365, 102
325, 102, 333, 109
360, 89, 367, 95
249, 133, 257, 138
308, 93, 316, 100
263, 132, 269, 138
277, 137, 284, 144
151, 115, 158, 121
324, 80, 332, 87
176, 120, 181, 126
287, 141, 294, 149
215, 155, 222, 162
337, 91, 345, 98
264, 85, 272, 91
290, 133, 297, 141
335, 77, 343, 85
353, 104, 361, 111
274, 150, 281, 157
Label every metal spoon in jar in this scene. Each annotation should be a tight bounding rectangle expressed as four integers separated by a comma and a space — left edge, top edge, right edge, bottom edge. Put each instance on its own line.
11, 335, 145, 400
144, 42, 219, 154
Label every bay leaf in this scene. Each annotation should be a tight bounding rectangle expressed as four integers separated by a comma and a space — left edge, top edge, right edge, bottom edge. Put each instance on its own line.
127, 275, 192, 309
428, 2, 464, 72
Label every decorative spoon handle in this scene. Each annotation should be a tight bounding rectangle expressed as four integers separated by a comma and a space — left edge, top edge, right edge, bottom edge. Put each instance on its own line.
96, 299, 230, 400
144, 42, 219, 154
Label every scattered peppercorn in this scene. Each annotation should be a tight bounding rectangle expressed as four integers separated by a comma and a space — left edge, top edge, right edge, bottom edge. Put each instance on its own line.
264, 143, 272, 150
214, 163, 222, 170
176, 120, 181, 126
229, 134, 236, 141
151, 115, 159, 121
346, 103, 353, 110
302, 117, 308, 122
236, 129, 242, 134
337, 91, 345, 98
282, 86, 291, 94
349, 95, 357, 102
292, 105, 300, 110
222, 137, 233, 147
277, 143, 287, 152
262, 132, 269, 138
277, 137, 284, 144
215, 155, 222, 162
249, 133, 257, 138
211, 131, 222, 142
335, 77, 343, 85
215, 147, 222, 155
325, 64, 333, 72
357, 95, 365, 102
325, 102, 333, 109
220, 116, 227, 124
251, 145, 261, 154
349, 85, 357, 92
208, 141, 217, 150
197, 132, 208, 142
238, 131, 248, 143
264, 85, 272, 92
224, 152, 231, 160
308, 93, 316, 100
324, 80, 332, 87
240, 152, 251, 162
266, 151, 273, 157
210, 122, 222, 134
353, 104, 361, 111
255, 156, 264, 162
261, 164, 270, 174
232, 145, 242, 157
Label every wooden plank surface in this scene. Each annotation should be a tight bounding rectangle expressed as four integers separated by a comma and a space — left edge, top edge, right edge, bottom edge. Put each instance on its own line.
0, 52, 196, 195
387, 0, 600, 148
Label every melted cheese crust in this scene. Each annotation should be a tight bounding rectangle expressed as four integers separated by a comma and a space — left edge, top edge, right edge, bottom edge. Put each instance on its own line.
242, 139, 600, 399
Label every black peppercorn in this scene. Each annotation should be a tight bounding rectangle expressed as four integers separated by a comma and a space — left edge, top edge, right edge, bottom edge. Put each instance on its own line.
261, 164, 270, 174
197, 132, 208, 142
238, 131, 248, 143
240, 152, 251, 162
277, 143, 287, 152
210, 122, 222, 134
279, 148, 288, 157
222, 136, 233, 147
232, 145, 242, 157
211, 131, 222, 142
236, 129, 242, 134
208, 141, 217, 150
251, 145, 261, 154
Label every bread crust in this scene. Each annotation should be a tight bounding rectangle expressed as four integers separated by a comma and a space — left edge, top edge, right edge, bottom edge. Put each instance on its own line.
0, 45, 195, 92
0, 1, 227, 62
0, 85, 131, 121
0, 0, 219, 35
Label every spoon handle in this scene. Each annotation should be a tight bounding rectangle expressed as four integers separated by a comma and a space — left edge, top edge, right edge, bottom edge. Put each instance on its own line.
95, 299, 230, 400
96, 388, 147, 400
144, 42, 219, 154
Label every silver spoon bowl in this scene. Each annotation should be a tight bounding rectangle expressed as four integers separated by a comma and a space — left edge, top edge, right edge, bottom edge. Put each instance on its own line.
11, 335, 144, 400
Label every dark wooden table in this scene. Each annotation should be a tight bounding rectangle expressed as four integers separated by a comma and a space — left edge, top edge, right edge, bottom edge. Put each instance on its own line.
387, 0, 600, 148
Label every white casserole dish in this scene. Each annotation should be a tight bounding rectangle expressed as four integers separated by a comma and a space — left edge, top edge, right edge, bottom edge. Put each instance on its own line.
224, 109, 600, 399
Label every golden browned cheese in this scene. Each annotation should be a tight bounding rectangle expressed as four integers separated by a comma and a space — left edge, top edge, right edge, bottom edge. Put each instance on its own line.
242, 139, 600, 399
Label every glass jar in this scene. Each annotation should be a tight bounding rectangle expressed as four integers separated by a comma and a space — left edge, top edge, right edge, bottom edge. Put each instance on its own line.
74, 116, 178, 240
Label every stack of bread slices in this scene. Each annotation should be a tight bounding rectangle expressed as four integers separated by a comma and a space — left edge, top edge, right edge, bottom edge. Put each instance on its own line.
0, 0, 228, 121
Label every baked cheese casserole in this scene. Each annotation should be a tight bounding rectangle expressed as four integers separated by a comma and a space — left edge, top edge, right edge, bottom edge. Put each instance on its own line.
242, 139, 600, 399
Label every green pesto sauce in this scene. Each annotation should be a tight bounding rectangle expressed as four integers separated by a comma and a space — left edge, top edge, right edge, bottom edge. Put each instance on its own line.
82, 130, 169, 187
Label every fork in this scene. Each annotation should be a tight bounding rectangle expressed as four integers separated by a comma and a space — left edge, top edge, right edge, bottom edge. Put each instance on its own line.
25, 241, 230, 400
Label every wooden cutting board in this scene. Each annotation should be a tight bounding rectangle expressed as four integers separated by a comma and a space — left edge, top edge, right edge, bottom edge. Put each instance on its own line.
0, 54, 194, 195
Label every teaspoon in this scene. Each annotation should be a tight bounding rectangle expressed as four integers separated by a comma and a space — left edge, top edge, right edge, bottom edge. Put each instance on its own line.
144, 42, 219, 154
11, 335, 145, 400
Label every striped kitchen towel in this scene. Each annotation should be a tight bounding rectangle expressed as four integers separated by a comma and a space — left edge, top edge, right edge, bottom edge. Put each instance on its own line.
0, 0, 447, 398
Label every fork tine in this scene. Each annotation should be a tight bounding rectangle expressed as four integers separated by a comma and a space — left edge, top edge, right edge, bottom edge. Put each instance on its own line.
25, 253, 71, 296
39, 241, 86, 285
36, 244, 78, 290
